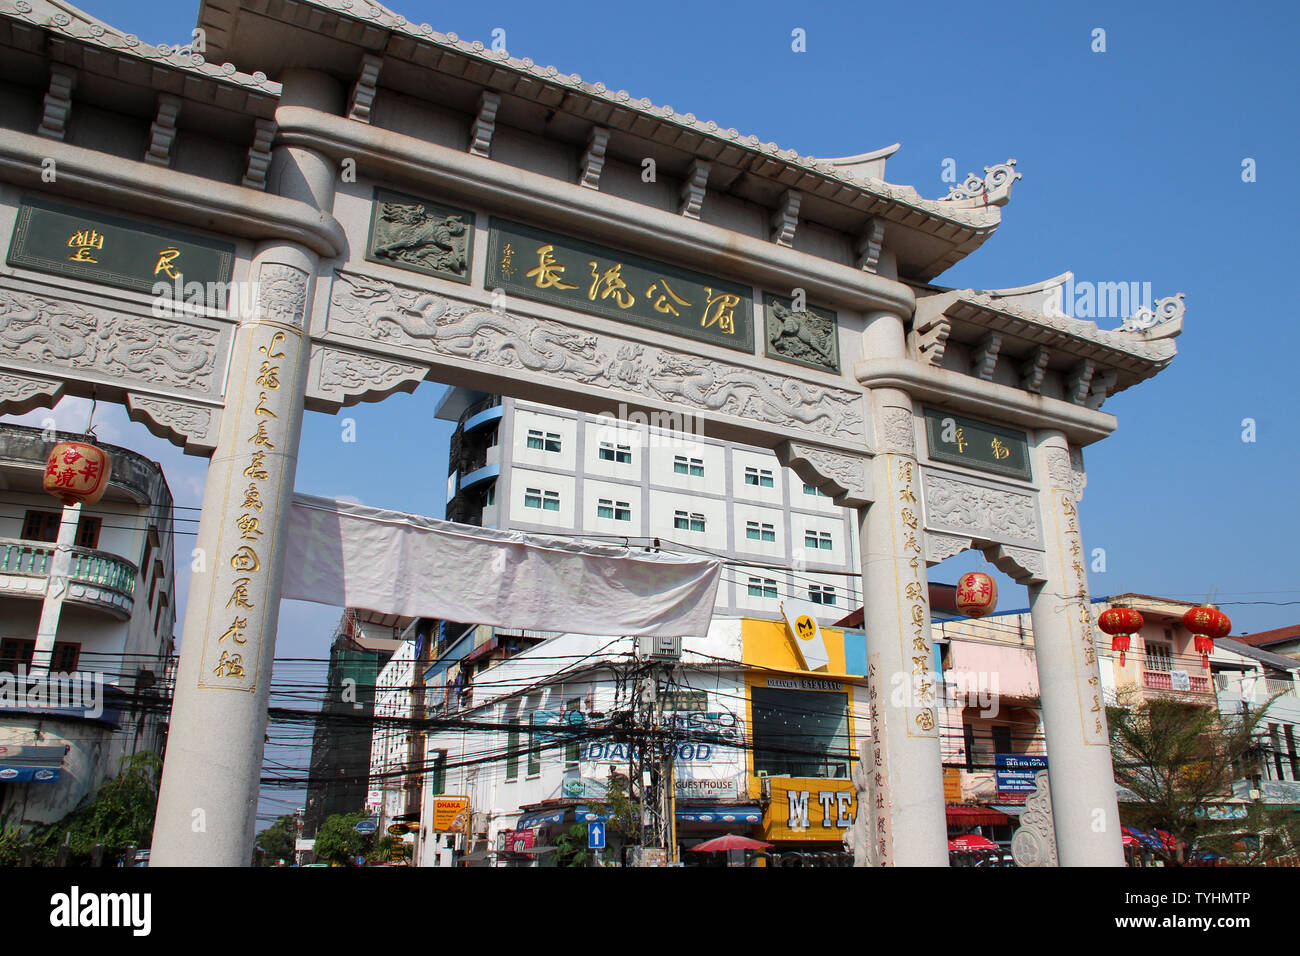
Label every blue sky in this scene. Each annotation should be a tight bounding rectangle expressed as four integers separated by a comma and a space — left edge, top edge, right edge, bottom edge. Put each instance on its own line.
10, 0, 1299, 821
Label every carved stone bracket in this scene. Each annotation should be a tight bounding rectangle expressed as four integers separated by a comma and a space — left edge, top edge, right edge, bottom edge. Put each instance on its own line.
127, 394, 222, 455
1010, 770, 1058, 867
770, 190, 801, 248
242, 118, 276, 190
921, 469, 1042, 549
578, 127, 610, 190
925, 532, 971, 565
678, 159, 710, 219
988, 543, 1048, 584
38, 64, 76, 140
1020, 346, 1049, 393
348, 53, 384, 123
1086, 368, 1118, 411
971, 331, 1001, 381
878, 407, 915, 455
910, 315, 950, 367
305, 343, 429, 412
1065, 359, 1095, 405
854, 218, 886, 273
469, 91, 501, 158
0, 370, 65, 417
145, 94, 182, 166
326, 270, 868, 444
775, 441, 872, 508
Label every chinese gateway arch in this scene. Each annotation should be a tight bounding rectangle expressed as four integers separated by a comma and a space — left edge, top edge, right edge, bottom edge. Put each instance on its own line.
0, 0, 1183, 865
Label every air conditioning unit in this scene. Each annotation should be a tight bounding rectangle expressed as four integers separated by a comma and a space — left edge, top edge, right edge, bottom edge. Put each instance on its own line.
471, 811, 488, 835
760, 776, 772, 801
639, 635, 681, 660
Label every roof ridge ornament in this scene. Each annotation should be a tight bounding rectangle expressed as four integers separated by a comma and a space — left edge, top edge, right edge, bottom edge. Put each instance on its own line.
1118, 293, 1185, 339
941, 159, 1020, 207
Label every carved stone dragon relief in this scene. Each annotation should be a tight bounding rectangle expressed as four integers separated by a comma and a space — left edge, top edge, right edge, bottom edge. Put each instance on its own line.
775, 441, 872, 508
1045, 446, 1087, 503
879, 406, 915, 455
325, 270, 867, 443
0, 287, 225, 395
922, 470, 1041, 549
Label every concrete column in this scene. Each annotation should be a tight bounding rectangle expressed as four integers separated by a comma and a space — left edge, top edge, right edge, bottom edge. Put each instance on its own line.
856, 304, 948, 867
152, 70, 341, 866
1028, 429, 1124, 866
30, 502, 82, 677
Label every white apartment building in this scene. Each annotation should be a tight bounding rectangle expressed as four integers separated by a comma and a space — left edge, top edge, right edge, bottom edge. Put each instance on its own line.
1210, 638, 1300, 806
437, 388, 860, 627
0, 424, 176, 830
368, 638, 416, 828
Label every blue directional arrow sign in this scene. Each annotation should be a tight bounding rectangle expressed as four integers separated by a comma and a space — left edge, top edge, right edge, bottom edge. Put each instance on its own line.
588, 822, 605, 850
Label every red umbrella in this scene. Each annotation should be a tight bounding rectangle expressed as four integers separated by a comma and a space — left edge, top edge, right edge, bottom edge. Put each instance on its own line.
688, 834, 773, 853
948, 834, 999, 851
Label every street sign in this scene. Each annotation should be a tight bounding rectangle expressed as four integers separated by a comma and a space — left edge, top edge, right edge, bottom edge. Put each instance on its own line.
354, 855, 366, 867
354, 817, 378, 835
588, 822, 606, 850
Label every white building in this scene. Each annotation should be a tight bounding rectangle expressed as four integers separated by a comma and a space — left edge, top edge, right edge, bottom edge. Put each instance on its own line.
417, 622, 749, 866
1210, 638, 1300, 806
368, 638, 416, 828
0, 424, 176, 830
437, 388, 860, 628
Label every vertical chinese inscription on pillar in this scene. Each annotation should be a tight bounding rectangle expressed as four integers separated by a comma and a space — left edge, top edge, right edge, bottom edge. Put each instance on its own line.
199, 323, 300, 693
1048, 449, 1107, 746
865, 653, 892, 867
893, 458, 937, 739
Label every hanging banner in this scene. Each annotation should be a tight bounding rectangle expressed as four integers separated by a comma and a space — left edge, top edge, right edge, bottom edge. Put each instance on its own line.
282, 494, 721, 637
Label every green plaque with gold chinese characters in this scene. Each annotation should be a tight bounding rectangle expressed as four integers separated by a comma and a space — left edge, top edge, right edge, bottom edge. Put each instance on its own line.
923, 409, 1032, 481
486, 218, 753, 353
6, 195, 236, 305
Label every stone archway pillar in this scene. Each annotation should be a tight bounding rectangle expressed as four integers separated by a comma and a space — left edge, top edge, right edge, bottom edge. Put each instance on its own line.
1027, 429, 1124, 866
151, 70, 342, 866
856, 307, 948, 866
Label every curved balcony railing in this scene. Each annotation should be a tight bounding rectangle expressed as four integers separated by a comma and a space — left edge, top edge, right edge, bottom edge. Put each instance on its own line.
0, 538, 138, 617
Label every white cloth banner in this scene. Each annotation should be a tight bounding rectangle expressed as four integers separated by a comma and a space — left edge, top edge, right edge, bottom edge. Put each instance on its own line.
282, 494, 721, 637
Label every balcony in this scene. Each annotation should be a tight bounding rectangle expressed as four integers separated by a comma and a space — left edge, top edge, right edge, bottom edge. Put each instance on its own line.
0, 538, 137, 619
1141, 666, 1210, 695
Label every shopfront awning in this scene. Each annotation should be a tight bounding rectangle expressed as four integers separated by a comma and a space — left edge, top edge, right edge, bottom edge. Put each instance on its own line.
677, 805, 762, 824
946, 806, 1011, 827
515, 807, 569, 829
0, 745, 64, 783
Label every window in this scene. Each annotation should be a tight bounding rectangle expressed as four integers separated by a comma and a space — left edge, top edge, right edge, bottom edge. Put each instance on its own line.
745, 521, 776, 543
809, 584, 836, 606
485, 427, 499, 447
527, 713, 542, 777
751, 687, 850, 778
748, 577, 778, 599
674, 511, 705, 532
483, 484, 495, 507
524, 488, 560, 511
802, 483, 827, 497
599, 442, 633, 464
673, 456, 704, 477
744, 467, 774, 488
526, 429, 562, 453
805, 530, 833, 550
992, 725, 1013, 756
0, 640, 80, 672
1147, 643, 1173, 672
505, 704, 520, 781
597, 499, 631, 522
21, 510, 101, 549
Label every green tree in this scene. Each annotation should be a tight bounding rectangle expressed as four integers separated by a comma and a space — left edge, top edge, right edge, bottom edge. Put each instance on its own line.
313, 811, 373, 866
0, 808, 24, 867
28, 752, 162, 866
1109, 692, 1286, 865
255, 815, 298, 866
554, 823, 590, 867
580, 772, 640, 865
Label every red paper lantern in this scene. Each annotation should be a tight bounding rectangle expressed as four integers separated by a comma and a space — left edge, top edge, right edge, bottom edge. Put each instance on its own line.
42, 441, 112, 506
1182, 604, 1231, 668
1098, 607, 1144, 666
955, 572, 998, 618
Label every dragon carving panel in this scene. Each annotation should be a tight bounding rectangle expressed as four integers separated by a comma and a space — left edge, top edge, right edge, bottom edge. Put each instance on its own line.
325, 270, 866, 442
